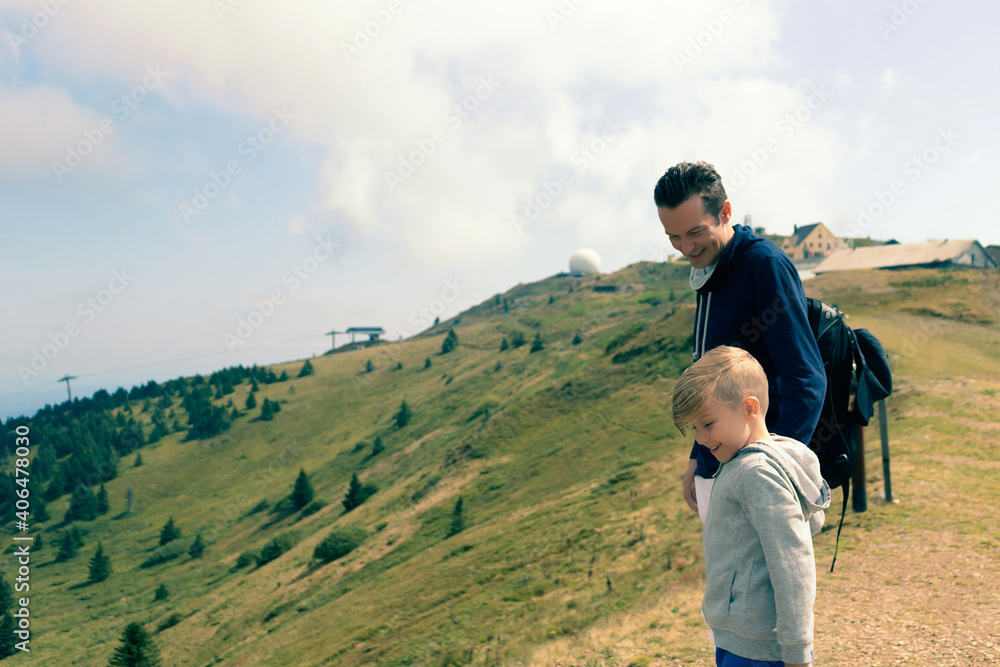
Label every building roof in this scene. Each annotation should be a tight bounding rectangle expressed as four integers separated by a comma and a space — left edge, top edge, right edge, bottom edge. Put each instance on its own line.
987, 245, 1000, 265
346, 326, 385, 333
784, 223, 823, 246
814, 239, 995, 273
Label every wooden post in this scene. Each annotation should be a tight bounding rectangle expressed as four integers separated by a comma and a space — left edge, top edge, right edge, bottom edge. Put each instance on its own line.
852, 423, 867, 512
879, 399, 893, 502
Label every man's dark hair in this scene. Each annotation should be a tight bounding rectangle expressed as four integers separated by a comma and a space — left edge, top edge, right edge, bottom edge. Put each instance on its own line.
653, 161, 728, 221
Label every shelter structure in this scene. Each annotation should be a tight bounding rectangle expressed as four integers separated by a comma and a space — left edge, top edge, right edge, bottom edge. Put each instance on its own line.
814, 239, 997, 274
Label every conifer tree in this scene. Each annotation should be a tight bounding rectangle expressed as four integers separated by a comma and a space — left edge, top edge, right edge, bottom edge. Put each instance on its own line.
530, 333, 545, 353
159, 517, 181, 546
447, 496, 466, 537
278, 370, 289, 382
441, 329, 459, 354
97, 484, 109, 515
56, 531, 78, 562
394, 399, 412, 429
0, 612, 14, 659
245, 392, 256, 410
298, 359, 314, 377
108, 622, 161, 667
153, 584, 169, 601
88, 543, 112, 583
134, 452, 143, 467
260, 399, 274, 421
499, 337, 509, 352
371, 436, 384, 457
34, 497, 50, 523
342, 473, 374, 512
365, 359, 375, 373
572, 332, 584, 345
289, 469, 314, 510
189, 534, 205, 559
424, 357, 432, 369
64, 485, 99, 523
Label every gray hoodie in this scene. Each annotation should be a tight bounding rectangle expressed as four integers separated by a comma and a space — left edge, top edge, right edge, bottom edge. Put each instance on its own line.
703, 436, 832, 664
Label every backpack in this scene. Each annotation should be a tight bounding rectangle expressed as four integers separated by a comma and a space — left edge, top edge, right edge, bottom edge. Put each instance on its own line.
805, 297, 892, 571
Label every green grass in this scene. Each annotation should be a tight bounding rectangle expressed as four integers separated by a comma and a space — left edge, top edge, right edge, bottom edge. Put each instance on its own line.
16, 264, 1000, 665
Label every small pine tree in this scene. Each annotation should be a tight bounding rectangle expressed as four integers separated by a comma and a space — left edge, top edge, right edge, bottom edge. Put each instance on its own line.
499, 337, 509, 352
548, 294, 554, 304
88, 543, 112, 583
342, 473, 374, 512
572, 332, 584, 345
230, 407, 240, 421
290, 469, 314, 510
97, 484, 109, 515
278, 370, 289, 382
153, 584, 169, 601
447, 496, 466, 538
395, 362, 403, 370
365, 359, 375, 373
260, 399, 274, 421
433, 316, 440, 326
251, 379, 260, 392
108, 622, 161, 667
56, 530, 78, 562
511, 331, 526, 348
494, 360, 503, 372
189, 534, 206, 559
441, 329, 459, 354
245, 392, 257, 410
0, 612, 14, 658
530, 333, 545, 353
134, 452, 143, 467
64, 485, 100, 523
371, 436, 384, 457
669, 289, 675, 301
298, 359, 314, 377
424, 357, 432, 369
159, 517, 181, 546
394, 399, 412, 429
0, 577, 13, 615
34, 497, 50, 523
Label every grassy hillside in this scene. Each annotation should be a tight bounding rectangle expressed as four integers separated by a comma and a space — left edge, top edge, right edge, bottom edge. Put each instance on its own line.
12, 263, 1000, 666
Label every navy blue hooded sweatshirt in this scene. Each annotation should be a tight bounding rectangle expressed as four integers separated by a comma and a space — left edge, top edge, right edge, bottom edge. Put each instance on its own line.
689, 225, 826, 479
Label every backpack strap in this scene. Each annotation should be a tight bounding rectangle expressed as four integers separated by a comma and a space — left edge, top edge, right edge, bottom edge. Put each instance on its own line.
830, 479, 848, 573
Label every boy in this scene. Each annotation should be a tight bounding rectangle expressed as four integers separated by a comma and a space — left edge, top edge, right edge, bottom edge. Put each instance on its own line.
671, 346, 831, 667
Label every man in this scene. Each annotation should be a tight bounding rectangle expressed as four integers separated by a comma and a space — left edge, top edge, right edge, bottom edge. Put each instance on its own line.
654, 161, 826, 522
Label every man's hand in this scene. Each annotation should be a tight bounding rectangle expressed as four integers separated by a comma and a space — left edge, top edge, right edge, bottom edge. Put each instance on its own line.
683, 459, 698, 513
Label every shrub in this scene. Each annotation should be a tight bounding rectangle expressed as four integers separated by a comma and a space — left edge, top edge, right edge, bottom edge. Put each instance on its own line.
313, 526, 368, 564
255, 532, 299, 567
233, 551, 256, 570
159, 517, 181, 546
299, 500, 326, 519
153, 584, 169, 601
156, 613, 182, 633
141, 537, 196, 568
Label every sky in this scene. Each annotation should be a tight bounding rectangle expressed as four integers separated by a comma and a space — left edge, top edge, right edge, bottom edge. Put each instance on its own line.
1, 0, 998, 421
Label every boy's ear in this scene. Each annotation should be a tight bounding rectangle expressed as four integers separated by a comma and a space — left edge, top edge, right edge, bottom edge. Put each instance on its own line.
743, 396, 760, 420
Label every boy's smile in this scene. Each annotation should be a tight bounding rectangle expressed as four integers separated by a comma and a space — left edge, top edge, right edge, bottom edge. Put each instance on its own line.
690, 398, 768, 463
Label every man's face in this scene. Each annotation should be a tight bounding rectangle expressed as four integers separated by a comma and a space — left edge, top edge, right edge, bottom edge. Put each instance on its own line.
657, 195, 733, 269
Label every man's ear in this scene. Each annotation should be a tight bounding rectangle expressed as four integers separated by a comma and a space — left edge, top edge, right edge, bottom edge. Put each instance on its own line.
719, 199, 732, 225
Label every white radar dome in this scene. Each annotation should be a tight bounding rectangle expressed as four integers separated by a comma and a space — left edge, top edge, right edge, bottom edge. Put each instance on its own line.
569, 248, 601, 275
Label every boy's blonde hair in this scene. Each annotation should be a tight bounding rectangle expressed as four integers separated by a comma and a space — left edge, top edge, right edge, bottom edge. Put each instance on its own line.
671, 345, 769, 435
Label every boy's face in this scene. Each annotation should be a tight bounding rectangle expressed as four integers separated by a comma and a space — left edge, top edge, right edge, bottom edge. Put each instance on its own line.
689, 399, 758, 463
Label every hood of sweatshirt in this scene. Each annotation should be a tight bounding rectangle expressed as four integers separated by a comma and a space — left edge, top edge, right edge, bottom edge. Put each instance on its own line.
736, 436, 832, 527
